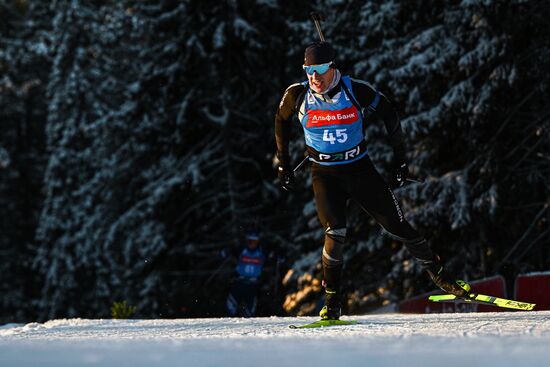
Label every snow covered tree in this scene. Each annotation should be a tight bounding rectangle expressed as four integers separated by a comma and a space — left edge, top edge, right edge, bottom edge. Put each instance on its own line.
0, 0, 50, 323
2, 0, 548, 320
33, 0, 290, 319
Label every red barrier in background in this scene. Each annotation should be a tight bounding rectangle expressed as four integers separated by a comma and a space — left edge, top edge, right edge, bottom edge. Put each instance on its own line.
515, 272, 550, 311
399, 275, 507, 313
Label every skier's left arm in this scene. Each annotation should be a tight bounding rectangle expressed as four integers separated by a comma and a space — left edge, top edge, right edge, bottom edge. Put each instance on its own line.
376, 95, 410, 186
351, 80, 409, 186
351, 80, 406, 162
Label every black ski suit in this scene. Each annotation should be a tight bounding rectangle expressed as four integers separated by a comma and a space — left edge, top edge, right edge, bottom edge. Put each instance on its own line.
274, 75, 434, 292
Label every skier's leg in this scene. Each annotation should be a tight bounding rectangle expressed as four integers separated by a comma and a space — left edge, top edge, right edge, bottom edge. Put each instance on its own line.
348, 158, 433, 260
241, 283, 259, 317
228, 279, 249, 317
242, 295, 257, 318
312, 167, 347, 319
349, 158, 470, 297
322, 226, 345, 291
320, 226, 346, 320
226, 291, 238, 317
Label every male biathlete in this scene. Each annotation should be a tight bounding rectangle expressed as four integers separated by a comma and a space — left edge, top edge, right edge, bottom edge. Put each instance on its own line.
274, 41, 470, 320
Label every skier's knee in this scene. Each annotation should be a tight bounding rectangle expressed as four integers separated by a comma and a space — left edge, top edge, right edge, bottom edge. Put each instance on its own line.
325, 226, 346, 244
323, 227, 346, 268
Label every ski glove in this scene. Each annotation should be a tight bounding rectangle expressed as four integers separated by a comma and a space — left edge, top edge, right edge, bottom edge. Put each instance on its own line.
394, 162, 409, 187
277, 165, 295, 191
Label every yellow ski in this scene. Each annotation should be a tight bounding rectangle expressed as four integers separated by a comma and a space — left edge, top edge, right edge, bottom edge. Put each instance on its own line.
289, 319, 358, 329
429, 293, 536, 311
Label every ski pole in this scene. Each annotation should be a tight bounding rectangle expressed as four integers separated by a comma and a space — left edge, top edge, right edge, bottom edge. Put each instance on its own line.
293, 155, 310, 172
310, 12, 326, 41
406, 177, 424, 184
203, 256, 231, 287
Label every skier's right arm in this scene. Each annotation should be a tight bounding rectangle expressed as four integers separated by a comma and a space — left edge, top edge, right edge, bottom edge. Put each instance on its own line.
274, 83, 305, 168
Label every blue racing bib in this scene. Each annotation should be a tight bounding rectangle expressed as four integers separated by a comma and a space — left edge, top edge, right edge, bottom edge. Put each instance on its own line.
299, 76, 368, 165
236, 248, 266, 279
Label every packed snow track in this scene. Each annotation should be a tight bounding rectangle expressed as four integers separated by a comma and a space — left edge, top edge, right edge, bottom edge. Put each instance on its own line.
1, 311, 549, 367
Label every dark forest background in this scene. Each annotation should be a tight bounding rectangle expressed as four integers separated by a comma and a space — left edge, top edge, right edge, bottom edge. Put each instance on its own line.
1, 0, 548, 323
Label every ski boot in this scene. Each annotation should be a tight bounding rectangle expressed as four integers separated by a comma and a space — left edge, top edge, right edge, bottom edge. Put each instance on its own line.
425, 257, 471, 298
319, 289, 341, 320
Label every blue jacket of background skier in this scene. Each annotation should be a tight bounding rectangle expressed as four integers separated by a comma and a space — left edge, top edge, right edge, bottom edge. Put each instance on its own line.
235, 247, 266, 281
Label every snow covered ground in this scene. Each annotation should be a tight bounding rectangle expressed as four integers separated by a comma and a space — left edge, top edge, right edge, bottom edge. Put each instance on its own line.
1, 311, 549, 367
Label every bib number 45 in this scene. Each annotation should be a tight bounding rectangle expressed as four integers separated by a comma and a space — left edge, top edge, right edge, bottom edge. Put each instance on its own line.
323, 129, 348, 144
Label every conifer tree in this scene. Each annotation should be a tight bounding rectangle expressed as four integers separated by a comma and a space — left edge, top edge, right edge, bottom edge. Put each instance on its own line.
0, 0, 50, 323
